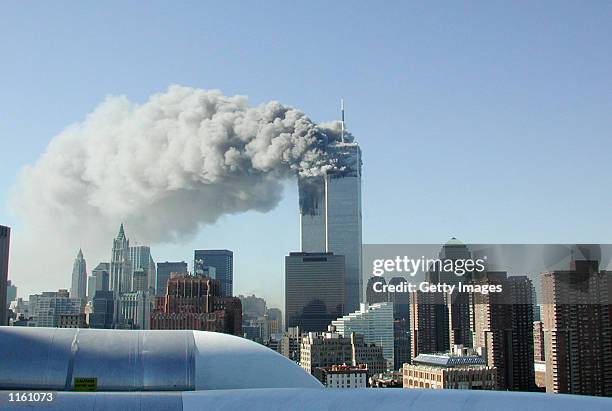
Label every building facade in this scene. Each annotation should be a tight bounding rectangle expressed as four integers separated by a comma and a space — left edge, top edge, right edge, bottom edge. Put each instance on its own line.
89, 290, 115, 329
332, 302, 394, 370
6, 280, 17, 309
155, 261, 188, 296
91, 262, 110, 294
541, 260, 612, 396
59, 313, 87, 328
70, 249, 87, 300
300, 328, 386, 377
314, 364, 368, 388
28, 289, 84, 328
194, 249, 233, 297
150, 273, 242, 335
285, 252, 345, 333
110, 224, 132, 295
129, 245, 155, 293
472, 272, 535, 391
118, 291, 151, 329
298, 141, 362, 314
0, 225, 10, 325
403, 347, 497, 390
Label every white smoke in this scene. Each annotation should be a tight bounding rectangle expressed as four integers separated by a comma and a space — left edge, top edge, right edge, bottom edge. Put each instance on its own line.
10, 85, 351, 295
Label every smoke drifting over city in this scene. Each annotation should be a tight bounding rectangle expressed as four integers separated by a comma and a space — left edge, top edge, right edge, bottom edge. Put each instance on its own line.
10, 85, 353, 292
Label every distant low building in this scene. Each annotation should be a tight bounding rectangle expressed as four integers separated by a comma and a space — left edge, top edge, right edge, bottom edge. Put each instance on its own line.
300, 327, 386, 378
535, 361, 546, 390
314, 364, 368, 388
280, 326, 301, 363
403, 345, 497, 390
369, 371, 403, 388
28, 289, 84, 328
59, 313, 87, 328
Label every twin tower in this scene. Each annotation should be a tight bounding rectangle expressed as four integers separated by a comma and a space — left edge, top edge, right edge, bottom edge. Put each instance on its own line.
298, 141, 363, 314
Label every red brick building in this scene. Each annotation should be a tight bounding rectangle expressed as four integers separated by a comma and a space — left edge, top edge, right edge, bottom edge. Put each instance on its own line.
150, 273, 242, 335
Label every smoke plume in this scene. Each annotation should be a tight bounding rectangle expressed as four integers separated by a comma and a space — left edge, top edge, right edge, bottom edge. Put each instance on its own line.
10, 85, 351, 294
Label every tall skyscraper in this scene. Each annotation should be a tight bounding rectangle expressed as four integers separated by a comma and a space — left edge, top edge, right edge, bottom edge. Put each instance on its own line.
156, 261, 188, 296
110, 224, 132, 295
70, 249, 87, 300
410, 287, 447, 358
194, 249, 233, 297
129, 245, 155, 293
298, 140, 362, 314
410, 239, 474, 358
0, 225, 10, 326
472, 272, 535, 391
541, 260, 612, 396
285, 252, 345, 333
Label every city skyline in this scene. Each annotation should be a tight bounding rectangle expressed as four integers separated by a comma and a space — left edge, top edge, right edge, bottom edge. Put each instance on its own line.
2, 2, 612, 311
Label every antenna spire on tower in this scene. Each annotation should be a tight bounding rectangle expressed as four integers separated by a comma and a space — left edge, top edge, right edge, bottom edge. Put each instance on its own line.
341, 97, 345, 143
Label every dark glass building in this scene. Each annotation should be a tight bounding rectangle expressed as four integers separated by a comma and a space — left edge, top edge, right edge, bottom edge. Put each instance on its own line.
285, 252, 345, 333
156, 261, 188, 296
0, 225, 10, 326
194, 250, 233, 297
89, 290, 115, 329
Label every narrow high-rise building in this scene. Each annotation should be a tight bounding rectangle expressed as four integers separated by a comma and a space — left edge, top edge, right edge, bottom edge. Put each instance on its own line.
91, 262, 110, 293
285, 252, 345, 333
194, 249, 233, 297
541, 260, 612, 396
110, 224, 132, 295
0, 225, 10, 325
410, 288, 446, 358
129, 245, 155, 293
70, 249, 87, 300
298, 129, 362, 314
472, 272, 535, 391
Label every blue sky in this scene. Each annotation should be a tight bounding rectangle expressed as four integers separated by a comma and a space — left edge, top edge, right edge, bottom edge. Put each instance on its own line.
1, 1, 611, 308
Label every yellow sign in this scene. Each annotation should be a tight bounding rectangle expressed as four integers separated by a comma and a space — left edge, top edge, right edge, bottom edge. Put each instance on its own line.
74, 377, 98, 392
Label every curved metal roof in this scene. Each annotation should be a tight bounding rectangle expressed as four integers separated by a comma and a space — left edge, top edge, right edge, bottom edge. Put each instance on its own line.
0, 327, 322, 391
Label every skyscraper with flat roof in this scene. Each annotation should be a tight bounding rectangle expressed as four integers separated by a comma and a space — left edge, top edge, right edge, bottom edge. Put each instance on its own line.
194, 249, 233, 297
0, 225, 10, 326
129, 245, 155, 293
298, 142, 362, 314
541, 260, 612, 396
92, 262, 110, 293
285, 252, 345, 333
155, 261, 188, 296
472, 272, 535, 392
